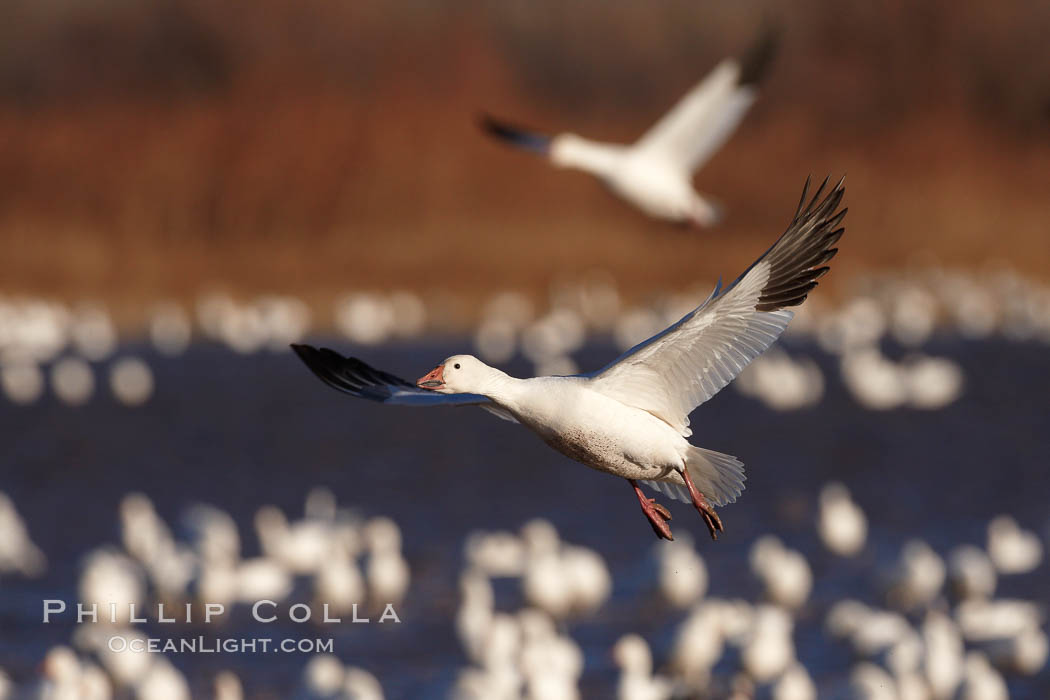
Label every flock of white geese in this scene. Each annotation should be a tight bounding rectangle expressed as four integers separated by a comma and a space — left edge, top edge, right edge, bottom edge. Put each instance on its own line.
1, 264, 1048, 415
0, 488, 404, 700
0, 481, 1046, 698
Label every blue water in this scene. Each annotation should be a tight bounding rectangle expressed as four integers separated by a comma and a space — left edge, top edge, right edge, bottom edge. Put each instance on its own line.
1, 336, 1048, 697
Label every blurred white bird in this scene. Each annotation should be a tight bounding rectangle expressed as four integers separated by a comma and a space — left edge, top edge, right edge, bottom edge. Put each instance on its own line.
885, 540, 945, 611
149, 302, 192, 356
772, 663, 816, 700
0, 491, 47, 576
364, 517, 410, 608
561, 545, 611, 615
955, 599, 1043, 642
314, 546, 366, 616
213, 671, 244, 700
519, 608, 584, 699
119, 493, 194, 599
839, 347, 908, 410
903, 354, 964, 409
135, 657, 191, 700
922, 611, 964, 699
749, 535, 812, 610
296, 655, 385, 700
51, 356, 95, 405
741, 605, 796, 682
986, 515, 1043, 574
612, 634, 673, 700
181, 504, 240, 566
817, 482, 867, 556
78, 549, 145, 626
464, 530, 525, 578
254, 504, 333, 575
984, 627, 1049, 676
0, 358, 44, 404
456, 570, 495, 664
947, 545, 996, 600
479, 29, 778, 226
34, 646, 112, 700
735, 349, 824, 411
669, 603, 724, 688
655, 534, 708, 608
847, 663, 897, 700
957, 652, 1008, 700
108, 357, 154, 406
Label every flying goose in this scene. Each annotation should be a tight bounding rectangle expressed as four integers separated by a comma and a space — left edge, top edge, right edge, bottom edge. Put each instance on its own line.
293, 177, 845, 541
479, 27, 779, 226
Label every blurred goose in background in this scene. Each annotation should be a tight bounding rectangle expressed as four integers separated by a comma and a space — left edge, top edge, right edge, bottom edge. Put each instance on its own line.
213, 671, 244, 700
669, 603, 725, 688
885, 540, 946, 611
0, 491, 47, 576
135, 657, 191, 700
364, 517, 410, 607
958, 651, 1008, 700
612, 634, 673, 700
78, 548, 145, 626
561, 544, 611, 615
296, 655, 385, 700
654, 534, 708, 608
986, 515, 1042, 574
464, 529, 526, 577
816, 482, 867, 556
922, 611, 965, 699
478, 27, 778, 226
119, 494, 195, 600
254, 504, 333, 575
947, 545, 996, 600
35, 645, 111, 700
955, 599, 1043, 642
293, 179, 846, 542
740, 605, 796, 682
772, 663, 817, 700
749, 535, 812, 610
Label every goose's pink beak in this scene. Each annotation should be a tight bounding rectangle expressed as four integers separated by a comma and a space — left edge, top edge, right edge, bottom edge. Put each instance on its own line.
417, 365, 445, 390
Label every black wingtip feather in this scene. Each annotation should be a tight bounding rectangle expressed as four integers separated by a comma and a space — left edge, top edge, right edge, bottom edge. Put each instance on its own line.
477, 112, 552, 154
291, 343, 415, 401
754, 176, 847, 313
738, 22, 781, 87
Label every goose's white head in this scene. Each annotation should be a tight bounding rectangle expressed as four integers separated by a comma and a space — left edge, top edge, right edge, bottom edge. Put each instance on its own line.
416, 355, 492, 394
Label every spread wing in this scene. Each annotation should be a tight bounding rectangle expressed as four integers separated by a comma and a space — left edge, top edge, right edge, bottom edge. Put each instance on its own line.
633, 25, 779, 174
291, 344, 518, 422
587, 177, 845, 436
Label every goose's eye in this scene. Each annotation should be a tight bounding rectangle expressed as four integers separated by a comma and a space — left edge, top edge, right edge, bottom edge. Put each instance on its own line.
454, 363, 461, 370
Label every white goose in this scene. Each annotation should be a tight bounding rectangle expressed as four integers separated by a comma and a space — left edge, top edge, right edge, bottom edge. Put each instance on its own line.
293, 179, 845, 540
478, 28, 778, 226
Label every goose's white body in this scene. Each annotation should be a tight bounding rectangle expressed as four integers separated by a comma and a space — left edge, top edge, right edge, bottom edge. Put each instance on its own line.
550, 130, 723, 226
496, 376, 688, 483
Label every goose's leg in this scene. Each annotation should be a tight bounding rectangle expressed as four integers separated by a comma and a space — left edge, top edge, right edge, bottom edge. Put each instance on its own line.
680, 467, 724, 540
629, 479, 673, 541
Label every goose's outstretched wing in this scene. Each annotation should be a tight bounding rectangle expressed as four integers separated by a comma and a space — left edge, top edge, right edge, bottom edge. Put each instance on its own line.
587, 177, 845, 436
634, 25, 779, 174
291, 345, 518, 422
478, 113, 552, 155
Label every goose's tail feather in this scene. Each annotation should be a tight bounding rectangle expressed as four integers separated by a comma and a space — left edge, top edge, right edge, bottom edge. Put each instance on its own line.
642, 447, 746, 507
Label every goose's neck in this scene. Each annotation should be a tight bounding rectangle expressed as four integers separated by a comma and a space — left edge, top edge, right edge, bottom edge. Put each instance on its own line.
550, 135, 624, 178
477, 369, 525, 407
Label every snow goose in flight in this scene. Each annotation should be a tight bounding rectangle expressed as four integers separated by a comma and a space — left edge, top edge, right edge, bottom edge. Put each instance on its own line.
479, 27, 778, 227
293, 177, 845, 541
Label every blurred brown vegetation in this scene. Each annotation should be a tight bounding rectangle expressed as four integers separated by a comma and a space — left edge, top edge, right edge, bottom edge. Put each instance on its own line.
1, 0, 1049, 321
